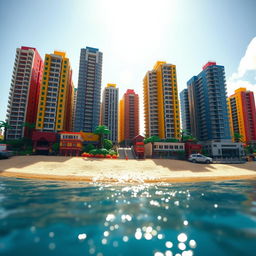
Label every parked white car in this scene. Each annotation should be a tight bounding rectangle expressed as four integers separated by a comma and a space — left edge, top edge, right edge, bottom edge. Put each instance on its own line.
188, 154, 213, 164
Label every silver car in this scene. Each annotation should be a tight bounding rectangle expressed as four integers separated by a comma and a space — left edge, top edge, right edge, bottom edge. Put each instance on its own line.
188, 154, 213, 164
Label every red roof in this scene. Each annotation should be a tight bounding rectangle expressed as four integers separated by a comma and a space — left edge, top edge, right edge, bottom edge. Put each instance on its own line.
59, 132, 81, 134
32, 131, 57, 142
202, 62, 216, 70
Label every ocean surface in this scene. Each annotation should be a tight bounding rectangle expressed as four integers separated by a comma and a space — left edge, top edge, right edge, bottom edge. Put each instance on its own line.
0, 177, 256, 256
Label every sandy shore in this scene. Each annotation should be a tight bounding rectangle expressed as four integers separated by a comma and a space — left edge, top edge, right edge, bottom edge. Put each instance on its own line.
0, 156, 256, 183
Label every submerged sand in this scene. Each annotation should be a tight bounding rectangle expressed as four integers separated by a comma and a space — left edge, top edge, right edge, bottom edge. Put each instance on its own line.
0, 156, 255, 183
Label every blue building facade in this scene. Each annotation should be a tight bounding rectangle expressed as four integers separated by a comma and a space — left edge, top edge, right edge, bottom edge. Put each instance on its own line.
74, 47, 103, 132
187, 62, 231, 142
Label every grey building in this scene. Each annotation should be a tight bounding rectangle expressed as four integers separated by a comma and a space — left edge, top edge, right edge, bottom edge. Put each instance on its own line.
74, 47, 103, 132
180, 88, 191, 134
101, 84, 119, 143
72, 87, 77, 131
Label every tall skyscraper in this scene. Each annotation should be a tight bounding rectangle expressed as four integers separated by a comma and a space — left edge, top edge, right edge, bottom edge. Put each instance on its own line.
74, 47, 103, 133
143, 61, 180, 139
187, 62, 231, 141
35, 51, 73, 132
6, 46, 43, 140
119, 89, 139, 144
101, 84, 119, 143
180, 88, 191, 134
228, 88, 256, 144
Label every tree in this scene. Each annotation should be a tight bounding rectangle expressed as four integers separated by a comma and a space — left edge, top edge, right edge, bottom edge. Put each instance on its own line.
93, 125, 110, 148
103, 139, 113, 150
180, 129, 197, 142
164, 138, 179, 142
21, 122, 35, 138
144, 136, 161, 144
52, 143, 59, 154
83, 144, 95, 153
0, 121, 11, 141
233, 133, 243, 143
22, 122, 35, 129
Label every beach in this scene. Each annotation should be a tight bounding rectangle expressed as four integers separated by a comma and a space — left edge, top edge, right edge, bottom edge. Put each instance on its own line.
0, 156, 255, 183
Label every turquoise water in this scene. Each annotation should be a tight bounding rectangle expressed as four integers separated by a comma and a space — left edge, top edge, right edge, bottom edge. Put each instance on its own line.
0, 178, 256, 256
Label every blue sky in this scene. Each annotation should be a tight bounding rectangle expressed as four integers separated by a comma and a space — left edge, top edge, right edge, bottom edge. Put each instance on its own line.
0, 0, 256, 132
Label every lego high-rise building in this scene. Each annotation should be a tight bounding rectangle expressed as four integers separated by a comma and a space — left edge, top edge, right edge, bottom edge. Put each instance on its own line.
180, 88, 191, 134
187, 62, 231, 142
228, 88, 256, 144
143, 61, 180, 139
119, 89, 139, 144
101, 84, 119, 143
6, 46, 43, 139
35, 51, 73, 132
74, 47, 103, 132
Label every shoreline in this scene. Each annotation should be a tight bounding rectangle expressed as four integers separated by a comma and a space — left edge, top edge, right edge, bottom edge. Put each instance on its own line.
0, 156, 256, 184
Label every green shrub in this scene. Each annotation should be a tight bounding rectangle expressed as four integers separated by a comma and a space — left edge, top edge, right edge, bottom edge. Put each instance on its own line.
89, 148, 110, 156
83, 144, 95, 153
108, 149, 117, 156
103, 139, 113, 150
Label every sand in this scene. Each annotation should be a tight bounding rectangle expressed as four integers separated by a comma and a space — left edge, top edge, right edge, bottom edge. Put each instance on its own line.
0, 156, 256, 183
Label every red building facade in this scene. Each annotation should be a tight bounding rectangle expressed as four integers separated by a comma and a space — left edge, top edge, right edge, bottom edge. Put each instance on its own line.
240, 90, 256, 143
123, 89, 139, 144
6, 46, 43, 139
24, 47, 44, 138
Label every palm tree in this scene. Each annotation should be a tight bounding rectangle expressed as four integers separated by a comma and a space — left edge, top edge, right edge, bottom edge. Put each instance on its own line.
21, 122, 35, 138
180, 129, 197, 142
0, 121, 11, 141
233, 133, 243, 143
93, 125, 110, 148
22, 122, 35, 129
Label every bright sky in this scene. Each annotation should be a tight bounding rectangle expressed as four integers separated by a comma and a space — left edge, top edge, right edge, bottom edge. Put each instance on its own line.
0, 0, 256, 134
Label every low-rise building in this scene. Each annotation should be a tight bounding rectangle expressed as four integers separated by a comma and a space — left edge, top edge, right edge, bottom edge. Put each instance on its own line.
145, 142, 185, 159
59, 132, 83, 156
132, 135, 145, 159
185, 142, 202, 157
32, 131, 57, 154
201, 141, 244, 159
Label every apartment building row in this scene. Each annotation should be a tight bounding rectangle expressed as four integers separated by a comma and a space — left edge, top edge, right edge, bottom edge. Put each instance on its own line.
5, 47, 256, 157
5, 46, 140, 146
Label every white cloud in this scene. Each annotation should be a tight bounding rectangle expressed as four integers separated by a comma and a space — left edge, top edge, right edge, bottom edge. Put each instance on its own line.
237, 37, 256, 78
227, 37, 256, 96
